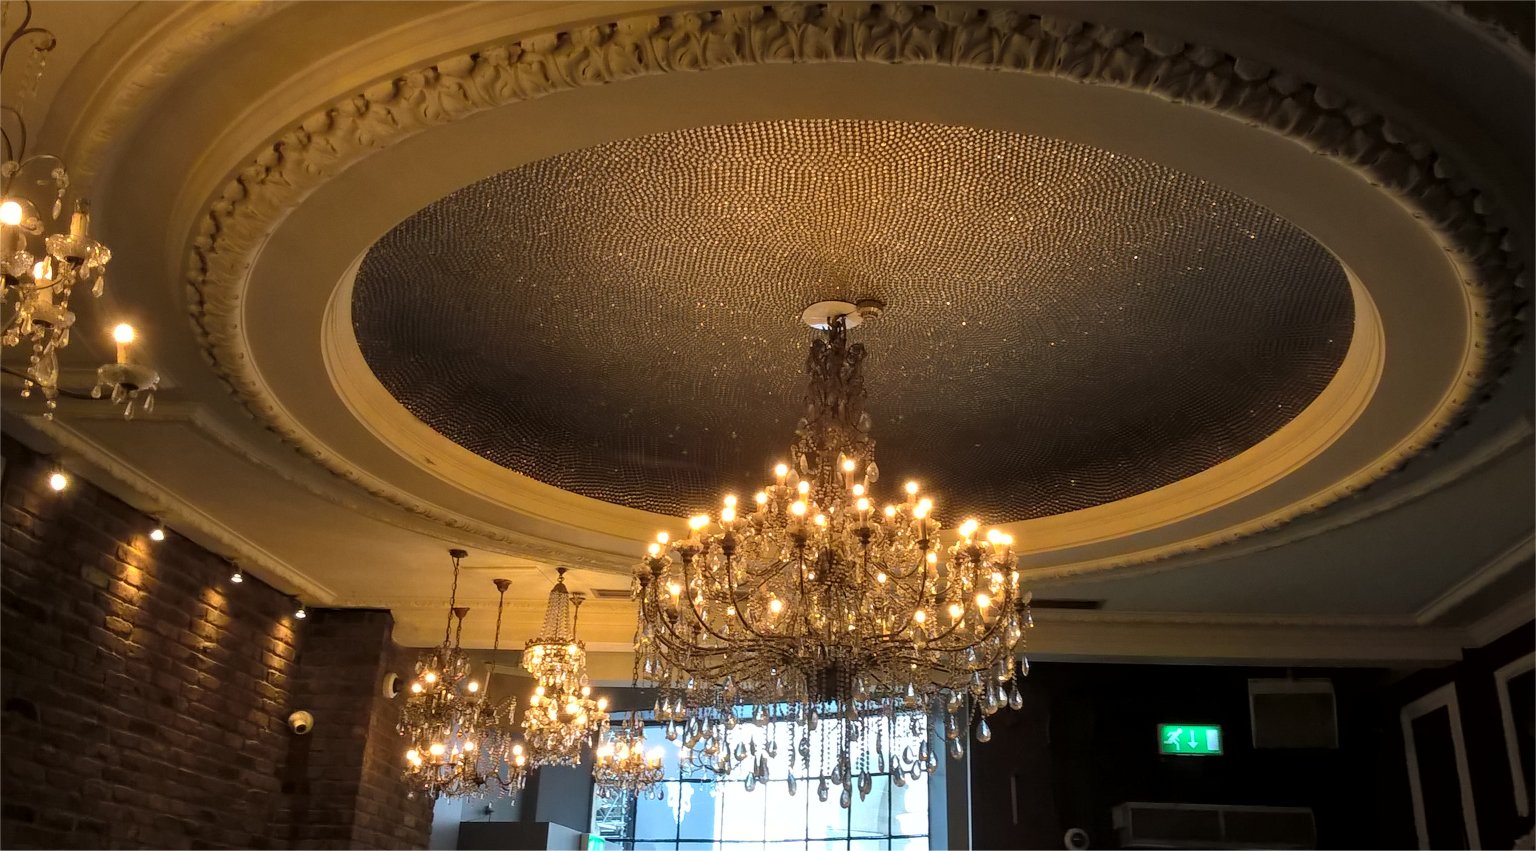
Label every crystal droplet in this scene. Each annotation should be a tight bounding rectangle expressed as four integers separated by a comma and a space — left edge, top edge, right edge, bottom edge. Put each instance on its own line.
859, 771, 872, 799
1021, 657, 1031, 676
51, 197, 62, 219
976, 719, 991, 743
893, 771, 906, 788
839, 786, 852, 809
1009, 684, 1023, 711
665, 722, 678, 741
734, 743, 747, 762
949, 739, 964, 759
787, 771, 798, 796
807, 709, 819, 731
92, 275, 104, 297
816, 779, 829, 802
744, 771, 757, 793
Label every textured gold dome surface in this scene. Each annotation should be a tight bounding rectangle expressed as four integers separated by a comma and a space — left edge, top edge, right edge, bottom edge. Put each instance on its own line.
353, 119, 1353, 522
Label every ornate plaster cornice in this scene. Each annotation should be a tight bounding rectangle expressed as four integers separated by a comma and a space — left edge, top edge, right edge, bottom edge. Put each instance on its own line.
182, 3, 1526, 566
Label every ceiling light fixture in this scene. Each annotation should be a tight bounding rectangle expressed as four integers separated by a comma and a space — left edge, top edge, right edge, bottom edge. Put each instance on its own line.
293, 601, 307, 620
477, 578, 527, 797
399, 549, 521, 799
148, 520, 166, 542
1, 1, 112, 419
229, 563, 244, 584
632, 300, 1032, 805
593, 713, 665, 800
522, 569, 609, 766
92, 322, 158, 418
46, 468, 67, 491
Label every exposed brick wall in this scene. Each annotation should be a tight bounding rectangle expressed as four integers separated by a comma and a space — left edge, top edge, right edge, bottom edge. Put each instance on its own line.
283, 611, 432, 849
0, 437, 431, 849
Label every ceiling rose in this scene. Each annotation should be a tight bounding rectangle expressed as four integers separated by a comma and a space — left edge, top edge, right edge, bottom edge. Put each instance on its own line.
353, 119, 1353, 522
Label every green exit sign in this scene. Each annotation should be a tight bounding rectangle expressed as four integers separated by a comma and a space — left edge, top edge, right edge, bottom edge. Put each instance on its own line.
1158, 724, 1223, 756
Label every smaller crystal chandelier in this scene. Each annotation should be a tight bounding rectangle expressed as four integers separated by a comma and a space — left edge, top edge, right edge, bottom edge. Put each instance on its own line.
2, 1, 112, 418
90, 322, 158, 418
593, 714, 664, 800
477, 578, 528, 796
399, 548, 509, 799
522, 568, 610, 766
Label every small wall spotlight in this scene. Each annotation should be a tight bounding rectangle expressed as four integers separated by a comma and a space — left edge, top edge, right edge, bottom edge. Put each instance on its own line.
230, 563, 244, 584
294, 601, 307, 620
47, 470, 69, 492
148, 520, 166, 542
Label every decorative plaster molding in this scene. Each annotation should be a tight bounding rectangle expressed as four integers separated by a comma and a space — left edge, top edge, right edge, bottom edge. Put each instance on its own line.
1416, 528, 1536, 625
10, 411, 335, 602
182, 3, 1525, 568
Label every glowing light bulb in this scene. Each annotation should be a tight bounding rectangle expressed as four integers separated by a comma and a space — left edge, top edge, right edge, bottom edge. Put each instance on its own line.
657, 531, 670, 545
774, 463, 789, 479
851, 483, 865, 497
581, 685, 591, 697
926, 551, 938, 565
0, 199, 22, 226
689, 514, 709, 530
905, 481, 920, 496
429, 743, 446, 756
959, 518, 980, 539
512, 744, 524, 756
149, 525, 166, 542
913, 502, 929, 520
423, 672, 438, 684
723, 494, 737, 507
112, 323, 136, 345
463, 740, 475, 751
884, 504, 897, 518
790, 501, 807, 517
949, 602, 964, 619
997, 533, 1014, 548
410, 682, 423, 694
754, 491, 768, 506
813, 513, 827, 526
768, 598, 784, 614
976, 593, 992, 608
841, 458, 857, 473
876, 572, 888, 583
913, 609, 927, 624
294, 604, 307, 619
797, 480, 810, 495
597, 697, 608, 710
406, 749, 419, 761
534, 685, 546, 696
668, 582, 682, 597
726, 605, 737, 616
467, 681, 480, 693
856, 497, 870, 513
720, 506, 736, 523
566, 702, 580, 715
230, 569, 244, 584
648, 543, 661, 557
47, 471, 69, 492
986, 529, 1004, 545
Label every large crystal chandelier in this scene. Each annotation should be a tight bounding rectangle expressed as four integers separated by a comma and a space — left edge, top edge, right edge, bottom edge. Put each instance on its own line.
2, 1, 112, 418
592, 714, 664, 800
400, 549, 522, 799
632, 300, 1033, 806
522, 568, 610, 766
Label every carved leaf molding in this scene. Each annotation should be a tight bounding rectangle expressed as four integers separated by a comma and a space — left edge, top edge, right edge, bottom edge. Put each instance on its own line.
181, 2, 1527, 572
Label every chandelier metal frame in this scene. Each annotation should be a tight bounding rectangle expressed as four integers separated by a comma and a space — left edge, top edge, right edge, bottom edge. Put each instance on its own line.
632, 300, 1033, 805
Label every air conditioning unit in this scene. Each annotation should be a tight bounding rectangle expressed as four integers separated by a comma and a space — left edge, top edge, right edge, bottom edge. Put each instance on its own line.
1113, 802, 1316, 849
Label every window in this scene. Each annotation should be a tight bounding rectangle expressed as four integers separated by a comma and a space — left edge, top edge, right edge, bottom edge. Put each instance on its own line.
593, 718, 931, 851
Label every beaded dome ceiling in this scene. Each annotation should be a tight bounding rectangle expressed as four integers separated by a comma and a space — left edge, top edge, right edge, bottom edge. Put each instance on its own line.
352, 119, 1354, 523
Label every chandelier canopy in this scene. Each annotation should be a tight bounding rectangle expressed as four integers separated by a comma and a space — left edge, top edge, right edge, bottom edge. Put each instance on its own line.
399, 549, 525, 799
522, 568, 610, 766
632, 300, 1032, 804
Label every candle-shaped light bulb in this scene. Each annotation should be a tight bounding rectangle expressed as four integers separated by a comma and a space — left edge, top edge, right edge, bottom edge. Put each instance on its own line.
959, 518, 980, 540
720, 506, 736, 524
797, 480, 810, 496
851, 483, 865, 497
856, 497, 870, 515
884, 504, 897, 518
813, 513, 827, 526
723, 494, 738, 508
656, 531, 670, 545
913, 609, 928, 624
754, 491, 769, 506
905, 481, 920, 497
768, 597, 784, 614
648, 542, 661, 557
913, 502, 930, 520
790, 501, 807, 517
949, 602, 964, 619
688, 514, 709, 531
0, 199, 22, 226
774, 463, 789, 483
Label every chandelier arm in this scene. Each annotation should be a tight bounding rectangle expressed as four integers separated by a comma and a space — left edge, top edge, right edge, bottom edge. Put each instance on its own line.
677, 554, 759, 646
858, 550, 937, 645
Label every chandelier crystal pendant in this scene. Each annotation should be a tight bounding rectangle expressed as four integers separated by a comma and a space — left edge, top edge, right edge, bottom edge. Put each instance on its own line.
2, 1, 112, 418
399, 548, 514, 799
592, 713, 665, 800
522, 568, 610, 766
632, 300, 1033, 806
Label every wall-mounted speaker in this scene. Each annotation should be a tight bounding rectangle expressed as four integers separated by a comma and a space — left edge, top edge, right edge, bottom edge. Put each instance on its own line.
1249, 679, 1339, 749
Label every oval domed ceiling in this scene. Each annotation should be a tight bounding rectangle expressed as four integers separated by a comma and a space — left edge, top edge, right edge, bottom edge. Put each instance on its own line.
352, 119, 1353, 523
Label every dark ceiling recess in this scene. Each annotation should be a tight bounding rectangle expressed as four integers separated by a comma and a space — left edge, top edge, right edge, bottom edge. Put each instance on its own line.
353, 119, 1354, 523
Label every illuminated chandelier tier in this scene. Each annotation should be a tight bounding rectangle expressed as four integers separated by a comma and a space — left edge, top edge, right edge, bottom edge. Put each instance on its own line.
522, 569, 610, 767
633, 300, 1033, 805
2, 1, 112, 418
592, 714, 664, 800
399, 549, 524, 799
